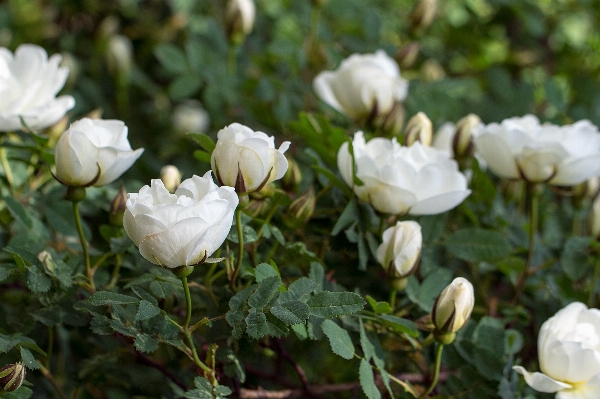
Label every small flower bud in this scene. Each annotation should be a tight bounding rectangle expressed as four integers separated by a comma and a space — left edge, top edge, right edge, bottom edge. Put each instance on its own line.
243, 197, 272, 218
592, 193, 600, 240
404, 112, 432, 146
0, 362, 26, 392
283, 187, 316, 228
281, 157, 302, 193
395, 42, 420, 70
452, 114, 481, 158
421, 59, 445, 82
377, 102, 405, 138
225, 0, 256, 45
38, 250, 55, 273
376, 221, 422, 279
106, 34, 133, 77
160, 165, 182, 193
172, 100, 210, 135
432, 277, 474, 340
409, 0, 438, 31
110, 185, 128, 227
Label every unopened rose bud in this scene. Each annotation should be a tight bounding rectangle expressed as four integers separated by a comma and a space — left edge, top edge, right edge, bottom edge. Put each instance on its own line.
106, 34, 133, 77
572, 176, 600, 208
376, 221, 421, 281
377, 102, 405, 138
453, 114, 481, 158
283, 187, 316, 228
409, 0, 438, 31
281, 157, 302, 192
421, 59, 445, 82
243, 197, 271, 218
591, 193, 600, 240
404, 112, 432, 146
432, 277, 474, 343
225, 0, 256, 45
38, 250, 55, 273
172, 100, 210, 135
110, 185, 128, 227
395, 42, 420, 70
0, 362, 26, 392
160, 165, 182, 193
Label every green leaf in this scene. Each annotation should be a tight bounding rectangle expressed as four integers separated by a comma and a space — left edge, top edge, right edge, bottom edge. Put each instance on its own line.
288, 112, 348, 167
286, 277, 317, 301
3, 386, 33, 399
307, 292, 365, 318
226, 310, 246, 339
366, 296, 393, 315
359, 358, 381, 399
254, 263, 280, 283
20, 347, 40, 370
87, 291, 139, 306
188, 133, 216, 151
446, 228, 512, 262
169, 74, 202, 100
359, 319, 375, 361
4, 196, 32, 229
135, 300, 161, 321
154, 43, 189, 74
193, 150, 211, 164
309, 262, 325, 293
561, 236, 594, 280
265, 313, 289, 337
248, 276, 281, 309
131, 286, 158, 306
245, 309, 268, 339
313, 165, 354, 198
332, 199, 359, 236
0, 264, 12, 282
377, 315, 419, 337
27, 268, 51, 293
321, 319, 355, 360
405, 268, 453, 312
229, 285, 257, 311
271, 301, 309, 324
228, 224, 259, 244
110, 236, 133, 255
134, 334, 159, 353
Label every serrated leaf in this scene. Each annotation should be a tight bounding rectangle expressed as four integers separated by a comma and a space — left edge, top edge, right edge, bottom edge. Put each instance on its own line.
229, 285, 257, 311
269, 225, 285, 245
87, 291, 139, 306
287, 277, 317, 301
446, 228, 511, 262
307, 292, 365, 318
271, 301, 309, 324
90, 313, 112, 335
359, 320, 375, 361
322, 319, 355, 360
134, 334, 159, 353
359, 359, 381, 399
266, 313, 289, 337
309, 262, 325, 293
254, 263, 279, 282
20, 347, 40, 370
4, 196, 32, 229
245, 309, 268, 339
248, 276, 281, 309
226, 311, 246, 339
136, 300, 161, 321
131, 286, 158, 306
27, 268, 51, 293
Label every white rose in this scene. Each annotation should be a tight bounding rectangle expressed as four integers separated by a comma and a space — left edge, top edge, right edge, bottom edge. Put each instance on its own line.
514, 302, 600, 398
474, 115, 600, 186
313, 50, 409, 121
432, 277, 474, 334
54, 118, 144, 187
376, 221, 422, 278
123, 171, 239, 268
211, 123, 290, 194
338, 132, 470, 215
0, 44, 75, 131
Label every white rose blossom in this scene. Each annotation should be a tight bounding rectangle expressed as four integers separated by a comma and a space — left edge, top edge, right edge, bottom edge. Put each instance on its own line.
313, 50, 408, 121
54, 118, 144, 187
376, 221, 422, 278
211, 123, 290, 194
474, 115, 600, 186
337, 132, 471, 215
514, 302, 600, 399
123, 171, 238, 268
0, 44, 75, 131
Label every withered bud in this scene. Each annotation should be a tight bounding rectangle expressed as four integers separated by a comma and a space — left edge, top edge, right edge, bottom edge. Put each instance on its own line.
395, 42, 420, 70
409, 0, 438, 32
0, 362, 26, 392
283, 187, 316, 228
452, 113, 481, 158
109, 185, 128, 227
404, 112, 433, 146
160, 165, 182, 193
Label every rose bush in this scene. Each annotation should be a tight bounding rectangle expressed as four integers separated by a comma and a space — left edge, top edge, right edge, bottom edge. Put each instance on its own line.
313, 50, 408, 122
474, 115, 600, 185
337, 132, 471, 215
513, 302, 600, 398
123, 171, 239, 268
54, 118, 144, 187
0, 44, 75, 131
211, 123, 290, 194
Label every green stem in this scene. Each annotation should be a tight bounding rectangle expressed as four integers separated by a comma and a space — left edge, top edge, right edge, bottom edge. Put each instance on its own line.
589, 257, 600, 307
105, 254, 122, 290
72, 200, 94, 291
0, 146, 15, 190
230, 209, 244, 289
45, 326, 54, 369
418, 343, 444, 398
228, 44, 238, 75
180, 275, 212, 376
389, 289, 397, 309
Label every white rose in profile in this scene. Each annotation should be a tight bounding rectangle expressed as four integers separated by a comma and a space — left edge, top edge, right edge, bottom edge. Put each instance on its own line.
337, 132, 470, 215
123, 171, 239, 268
0, 44, 75, 131
474, 115, 600, 186
54, 118, 144, 187
513, 302, 600, 399
313, 50, 408, 121
211, 123, 290, 194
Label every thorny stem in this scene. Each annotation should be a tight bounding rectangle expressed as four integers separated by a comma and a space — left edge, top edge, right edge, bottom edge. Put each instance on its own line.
180, 275, 213, 378
72, 200, 94, 292
418, 343, 445, 398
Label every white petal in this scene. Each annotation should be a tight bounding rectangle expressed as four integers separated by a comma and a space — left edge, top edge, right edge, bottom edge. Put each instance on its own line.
513, 366, 571, 393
